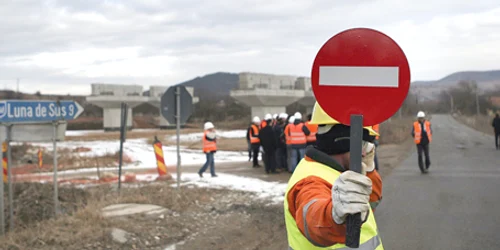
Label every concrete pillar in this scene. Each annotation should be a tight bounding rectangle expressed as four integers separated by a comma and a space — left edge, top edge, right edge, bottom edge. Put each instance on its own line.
251, 106, 286, 119
103, 108, 133, 131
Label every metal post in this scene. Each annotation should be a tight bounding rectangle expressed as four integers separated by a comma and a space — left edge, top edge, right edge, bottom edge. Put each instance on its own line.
118, 103, 127, 192
345, 114, 364, 248
175, 86, 181, 189
475, 91, 480, 116
6, 125, 13, 230
52, 122, 59, 217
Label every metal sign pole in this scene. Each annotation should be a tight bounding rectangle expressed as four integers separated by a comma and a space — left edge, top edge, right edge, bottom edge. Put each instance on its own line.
345, 114, 364, 248
52, 121, 59, 217
6, 125, 14, 230
175, 86, 181, 189
118, 102, 127, 193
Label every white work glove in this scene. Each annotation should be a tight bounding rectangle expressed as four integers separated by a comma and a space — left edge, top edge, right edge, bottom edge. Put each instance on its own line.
331, 171, 372, 225
361, 142, 376, 175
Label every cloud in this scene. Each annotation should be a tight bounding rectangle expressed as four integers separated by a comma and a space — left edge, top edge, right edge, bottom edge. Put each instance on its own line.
0, 0, 500, 95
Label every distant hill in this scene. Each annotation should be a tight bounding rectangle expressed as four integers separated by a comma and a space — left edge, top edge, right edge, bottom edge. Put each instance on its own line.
176, 72, 238, 100
411, 70, 500, 100
141, 72, 238, 101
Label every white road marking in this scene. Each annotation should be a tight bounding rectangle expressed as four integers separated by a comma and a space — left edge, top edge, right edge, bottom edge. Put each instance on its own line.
319, 66, 399, 87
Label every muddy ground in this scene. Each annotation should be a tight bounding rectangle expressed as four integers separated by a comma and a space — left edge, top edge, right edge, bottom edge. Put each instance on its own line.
0, 182, 286, 250
0, 118, 415, 249
0, 139, 412, 250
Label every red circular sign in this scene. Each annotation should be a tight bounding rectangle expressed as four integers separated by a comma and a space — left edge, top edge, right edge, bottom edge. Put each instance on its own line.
311, 28, 411, 126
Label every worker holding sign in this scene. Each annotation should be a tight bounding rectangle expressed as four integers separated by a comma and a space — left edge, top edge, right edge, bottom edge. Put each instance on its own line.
283, 102, 383, 249
285, 26, 411, 249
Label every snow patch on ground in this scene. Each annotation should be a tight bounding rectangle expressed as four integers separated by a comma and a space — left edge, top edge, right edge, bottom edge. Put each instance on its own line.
167, 130, 246, 142
19, 137, 250, 173
171, 173, 286, 204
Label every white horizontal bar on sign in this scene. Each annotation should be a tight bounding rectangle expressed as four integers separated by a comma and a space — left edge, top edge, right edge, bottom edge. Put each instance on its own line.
319, 66, 399, 88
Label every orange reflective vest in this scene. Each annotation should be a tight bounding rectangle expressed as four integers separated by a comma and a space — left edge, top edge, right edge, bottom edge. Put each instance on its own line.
202, 130, 217, 153
249, 124, 260, 144
285, 123, 307, 145
304, 121, 318, 143
260, 120, 267, 129
413, 121, 432, 144
284, 124, 292, 145
373, 124, 380, 140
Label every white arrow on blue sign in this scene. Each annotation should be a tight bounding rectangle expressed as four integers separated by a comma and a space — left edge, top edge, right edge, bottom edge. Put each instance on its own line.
0, 100, 84, 123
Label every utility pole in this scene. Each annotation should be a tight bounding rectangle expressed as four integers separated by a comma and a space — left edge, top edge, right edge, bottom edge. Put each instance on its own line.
446, 91, 454, 114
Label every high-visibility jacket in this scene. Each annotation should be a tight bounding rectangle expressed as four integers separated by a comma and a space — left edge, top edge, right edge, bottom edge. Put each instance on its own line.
285, 123, 307, 145
372, 124, 380, 140
202, 130, 217, 153
305, 121, 318, 143
260, 120, 267, 129
283, 124, 292, 145
413, 121, 432, 144
284, 159, 383, 250
249, 124, 260, 144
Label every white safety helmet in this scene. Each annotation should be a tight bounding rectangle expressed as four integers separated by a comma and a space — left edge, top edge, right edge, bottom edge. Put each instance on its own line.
417, 111, 425, 118
264, 113, 273, 121
294, 112, 302, 120
273, 113, 278, 119
204, 121, 214, 130
252, 116, 261, 124
279, 113, 288, 119
288, 116, 295, 124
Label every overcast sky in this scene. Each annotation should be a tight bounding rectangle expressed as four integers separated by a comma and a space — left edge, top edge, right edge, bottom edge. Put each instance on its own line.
1, 0, 499, 95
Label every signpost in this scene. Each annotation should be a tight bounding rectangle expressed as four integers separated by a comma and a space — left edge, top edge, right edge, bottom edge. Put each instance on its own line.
0, 99, 84, 234
0, 100, 84, 123
310, 28, 410, 247
117, 102, 128, 193
161, 85, 193, 188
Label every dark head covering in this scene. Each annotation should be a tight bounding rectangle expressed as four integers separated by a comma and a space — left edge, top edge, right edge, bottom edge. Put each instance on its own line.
315, 124, 376, 155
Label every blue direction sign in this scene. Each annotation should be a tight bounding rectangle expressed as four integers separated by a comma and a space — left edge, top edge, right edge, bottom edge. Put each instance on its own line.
0, 100, 84, 123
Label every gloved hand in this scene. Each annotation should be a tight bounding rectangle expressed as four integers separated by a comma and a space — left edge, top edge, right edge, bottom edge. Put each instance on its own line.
331, 170, 372, 225
361, 142, 376, 175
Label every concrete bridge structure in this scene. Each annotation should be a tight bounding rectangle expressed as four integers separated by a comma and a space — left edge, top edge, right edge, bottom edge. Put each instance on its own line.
86, 83, 198, 131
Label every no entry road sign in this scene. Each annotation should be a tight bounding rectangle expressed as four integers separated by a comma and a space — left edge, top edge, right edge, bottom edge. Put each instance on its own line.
311, 27, 411, 126
0, 100, 84, 124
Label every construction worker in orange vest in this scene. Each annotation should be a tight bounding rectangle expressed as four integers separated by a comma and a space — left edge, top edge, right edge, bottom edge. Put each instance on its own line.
305, 114, 318, 146
411, 111, 432, 174
372, 124, 380, 171
284, 112, 311, 172
284, 102, 383, 249
198, 121, 218, 178
248, 116, 262, 168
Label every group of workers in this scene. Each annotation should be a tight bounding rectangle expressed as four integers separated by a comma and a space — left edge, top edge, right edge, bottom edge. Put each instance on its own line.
198, 103, 434, 248
245, 112, 319, 174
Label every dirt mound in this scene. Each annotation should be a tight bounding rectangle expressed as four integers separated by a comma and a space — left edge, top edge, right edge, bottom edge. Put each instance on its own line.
4, 183, 89, 230
0, 182, 287, 250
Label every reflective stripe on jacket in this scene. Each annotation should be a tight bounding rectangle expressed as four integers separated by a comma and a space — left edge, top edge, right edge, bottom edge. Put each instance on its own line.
284, 159, 383, 250
305, 121, 318, 142
413, 121, 432, 144
287, 123, 307, 145
202, 130, 217, 153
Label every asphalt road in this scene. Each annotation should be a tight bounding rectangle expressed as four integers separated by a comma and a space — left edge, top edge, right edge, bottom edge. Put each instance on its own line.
376, 115, 500, 249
